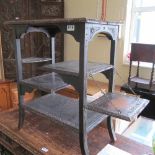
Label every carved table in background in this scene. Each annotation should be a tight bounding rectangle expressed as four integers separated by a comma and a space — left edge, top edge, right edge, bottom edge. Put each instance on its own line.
5, 18, 149, 155
0, 80, 12, 110
121, 83, 155, 119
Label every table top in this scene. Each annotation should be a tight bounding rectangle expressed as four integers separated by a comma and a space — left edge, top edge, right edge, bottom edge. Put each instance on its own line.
5, 18, 120, 26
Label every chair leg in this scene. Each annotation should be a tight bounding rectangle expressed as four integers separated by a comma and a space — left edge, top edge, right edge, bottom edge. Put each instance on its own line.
128, 61, 132, 85
149, 63, 155, 91
79, 133, 89, 155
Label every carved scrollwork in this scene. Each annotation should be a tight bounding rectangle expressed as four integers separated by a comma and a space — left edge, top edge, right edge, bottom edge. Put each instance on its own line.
107, 27, 118, 40
85, 23, 118, 42
85, 25, 101, 42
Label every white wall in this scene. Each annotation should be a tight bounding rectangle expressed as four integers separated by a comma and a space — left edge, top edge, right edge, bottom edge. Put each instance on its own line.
64, 0, 128, 85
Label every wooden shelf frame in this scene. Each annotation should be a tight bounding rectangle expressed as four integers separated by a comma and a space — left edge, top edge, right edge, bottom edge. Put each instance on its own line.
6, 18, 149, 155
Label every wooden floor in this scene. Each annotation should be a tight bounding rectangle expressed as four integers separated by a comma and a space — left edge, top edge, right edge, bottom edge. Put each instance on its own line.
57, 80, 121, 99
0, 109, 153, 155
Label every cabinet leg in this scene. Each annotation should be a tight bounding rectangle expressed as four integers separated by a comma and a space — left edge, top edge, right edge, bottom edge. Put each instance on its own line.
79, 108, 89, 155
18, 107, 25, 129
79, 131, 89, 155
18, 96, 25, 129
107, 116, 117, 142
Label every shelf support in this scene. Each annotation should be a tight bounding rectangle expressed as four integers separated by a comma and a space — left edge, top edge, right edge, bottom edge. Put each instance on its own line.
57, 74, 80, 92
51, 37, 55, 64
101, 68, 113, 82
108, 39, 116, 92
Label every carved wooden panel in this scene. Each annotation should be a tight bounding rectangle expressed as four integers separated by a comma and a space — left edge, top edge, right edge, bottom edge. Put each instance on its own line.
0, 0, 64, 80
39, 0, 64, 18
0, 0, 29, 79
38, 0, 64, 63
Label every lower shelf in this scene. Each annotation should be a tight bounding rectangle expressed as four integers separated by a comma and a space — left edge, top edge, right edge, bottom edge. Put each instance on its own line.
25, 93, 107, 132
86, 93, 149, 121
21, 73, 68, 92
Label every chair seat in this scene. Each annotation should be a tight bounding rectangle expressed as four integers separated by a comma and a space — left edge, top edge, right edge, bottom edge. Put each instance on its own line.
130, 76, 155, 85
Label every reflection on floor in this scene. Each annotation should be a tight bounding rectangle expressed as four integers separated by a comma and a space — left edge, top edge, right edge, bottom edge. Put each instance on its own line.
123, 116, 155, 147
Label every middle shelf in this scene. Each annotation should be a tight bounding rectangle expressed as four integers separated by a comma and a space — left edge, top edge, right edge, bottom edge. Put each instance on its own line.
43, 60, 113, 76
22, 57, 52, 63
21, 73, 69, 92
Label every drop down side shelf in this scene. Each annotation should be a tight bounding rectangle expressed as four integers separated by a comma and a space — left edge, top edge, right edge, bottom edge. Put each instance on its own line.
86, 93, 149, 121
